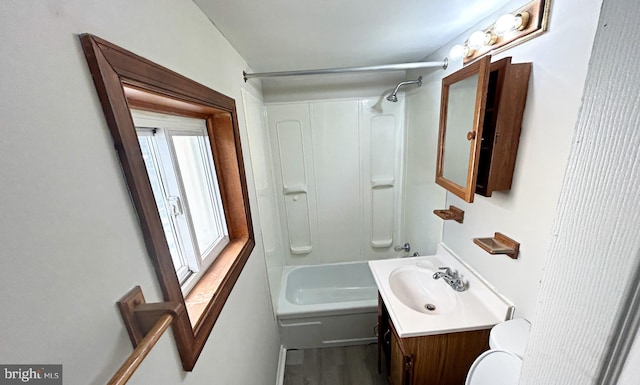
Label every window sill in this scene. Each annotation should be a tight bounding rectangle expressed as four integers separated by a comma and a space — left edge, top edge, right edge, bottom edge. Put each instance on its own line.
184, 237, 251, 328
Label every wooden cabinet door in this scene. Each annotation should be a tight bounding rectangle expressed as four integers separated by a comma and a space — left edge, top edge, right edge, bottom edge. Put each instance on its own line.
390, 325, 413, 385
435, 55, 492, 203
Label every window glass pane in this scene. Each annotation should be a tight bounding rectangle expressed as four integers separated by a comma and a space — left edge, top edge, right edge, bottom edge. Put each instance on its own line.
172, 135, 226, 255
138, 135, 191, 281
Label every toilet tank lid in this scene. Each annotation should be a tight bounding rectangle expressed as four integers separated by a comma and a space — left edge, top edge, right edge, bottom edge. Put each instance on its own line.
489, 319, 531, 357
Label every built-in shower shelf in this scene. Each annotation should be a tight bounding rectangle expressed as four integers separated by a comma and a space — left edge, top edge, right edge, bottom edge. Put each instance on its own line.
290, 245, 312, 254
433, 205, 464, 223
473, 232, 520, 259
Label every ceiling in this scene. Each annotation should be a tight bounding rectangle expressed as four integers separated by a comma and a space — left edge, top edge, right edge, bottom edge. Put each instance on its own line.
193, 0, 514, 73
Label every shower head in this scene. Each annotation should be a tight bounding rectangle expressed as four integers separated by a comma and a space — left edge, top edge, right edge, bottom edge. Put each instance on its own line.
386, 76, 423, 102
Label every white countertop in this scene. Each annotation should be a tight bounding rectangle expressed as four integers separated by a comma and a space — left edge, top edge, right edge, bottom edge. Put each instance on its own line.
369, 244, 514, 338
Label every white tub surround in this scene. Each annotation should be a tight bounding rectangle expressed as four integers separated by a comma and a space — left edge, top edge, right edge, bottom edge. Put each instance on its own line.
266, 100, 409, 266
277, 261, 378, 349
369, 244, 513, 338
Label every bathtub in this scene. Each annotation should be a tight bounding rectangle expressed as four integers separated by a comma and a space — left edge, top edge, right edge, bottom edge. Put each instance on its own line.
277, 261, 379, 349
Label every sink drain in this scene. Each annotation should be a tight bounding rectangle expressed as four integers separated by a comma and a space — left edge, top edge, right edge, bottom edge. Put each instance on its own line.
424, 303, 436, 311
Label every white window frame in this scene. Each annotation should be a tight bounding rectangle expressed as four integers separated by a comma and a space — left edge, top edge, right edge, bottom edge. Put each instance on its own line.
132, 109, 229, 295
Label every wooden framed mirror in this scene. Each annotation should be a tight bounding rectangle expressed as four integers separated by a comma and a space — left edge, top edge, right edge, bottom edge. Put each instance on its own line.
436, 56, 491, 202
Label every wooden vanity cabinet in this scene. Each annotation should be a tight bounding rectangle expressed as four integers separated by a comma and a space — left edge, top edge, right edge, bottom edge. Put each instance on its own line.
378, 295, 490, 385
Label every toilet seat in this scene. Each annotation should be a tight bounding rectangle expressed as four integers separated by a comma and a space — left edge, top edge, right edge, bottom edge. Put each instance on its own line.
465, 349, 522, 385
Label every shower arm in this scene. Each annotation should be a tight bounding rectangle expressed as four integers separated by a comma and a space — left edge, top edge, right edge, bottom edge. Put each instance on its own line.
386, 76, 423, 102
390, 77, 423, 96
243, 59, 447, 81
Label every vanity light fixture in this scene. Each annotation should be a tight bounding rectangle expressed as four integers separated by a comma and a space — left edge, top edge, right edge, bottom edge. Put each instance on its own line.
446, 0, 550, 64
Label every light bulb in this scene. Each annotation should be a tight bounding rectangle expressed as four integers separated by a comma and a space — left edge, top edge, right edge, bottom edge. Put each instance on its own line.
494, 12, 530, 36
494, 13, 518, 35
448, 44, 468, 61
467, 31, 487, 49
468, 31, 490, 50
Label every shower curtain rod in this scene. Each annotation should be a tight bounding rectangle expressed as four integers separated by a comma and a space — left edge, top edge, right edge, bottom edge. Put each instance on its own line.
243, 59, 448, 81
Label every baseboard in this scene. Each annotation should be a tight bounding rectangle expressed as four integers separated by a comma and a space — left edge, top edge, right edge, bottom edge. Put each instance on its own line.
275, 344, 287, 385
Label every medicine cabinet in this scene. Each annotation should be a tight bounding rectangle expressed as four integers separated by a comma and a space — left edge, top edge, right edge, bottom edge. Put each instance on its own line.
436, 56, 531, 202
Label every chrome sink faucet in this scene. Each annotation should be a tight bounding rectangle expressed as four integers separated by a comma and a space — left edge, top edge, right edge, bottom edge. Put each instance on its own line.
433, 267, 468, 292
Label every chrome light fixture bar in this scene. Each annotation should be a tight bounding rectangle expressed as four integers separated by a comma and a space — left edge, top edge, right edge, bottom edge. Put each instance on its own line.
243, 59, 448, 81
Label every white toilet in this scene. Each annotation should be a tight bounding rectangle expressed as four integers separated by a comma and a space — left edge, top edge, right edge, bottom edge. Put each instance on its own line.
465, 318, 531, 385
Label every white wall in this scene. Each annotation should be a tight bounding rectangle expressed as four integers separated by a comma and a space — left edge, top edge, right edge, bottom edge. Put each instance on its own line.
406, 0, 603, 319
619, 327, 640, 385
0, 1, 280, 384
521, 0, 640, 381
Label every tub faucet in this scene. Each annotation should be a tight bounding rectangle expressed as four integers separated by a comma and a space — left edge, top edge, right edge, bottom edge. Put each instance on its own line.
394, 242, 411, 252
433, 267, 468, 292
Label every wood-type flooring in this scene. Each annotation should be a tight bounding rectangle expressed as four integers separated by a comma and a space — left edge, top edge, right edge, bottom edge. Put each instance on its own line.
283, 344, 388, 385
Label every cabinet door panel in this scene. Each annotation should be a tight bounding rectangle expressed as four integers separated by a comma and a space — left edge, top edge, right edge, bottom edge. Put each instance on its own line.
436, 55, 491, 202
390, 325, 413, 385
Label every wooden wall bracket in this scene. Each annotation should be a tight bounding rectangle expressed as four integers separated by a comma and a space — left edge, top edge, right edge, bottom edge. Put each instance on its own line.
433, 205, 465, 223
473, 232, 520, 259
117, 286, 184, 348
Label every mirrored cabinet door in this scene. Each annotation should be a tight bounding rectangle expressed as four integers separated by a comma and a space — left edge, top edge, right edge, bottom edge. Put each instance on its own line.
442, 74, 478, 186
436, 56, 491, 202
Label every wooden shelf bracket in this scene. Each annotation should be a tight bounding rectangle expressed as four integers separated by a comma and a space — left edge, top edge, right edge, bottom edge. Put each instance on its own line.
433, 205, 465, 223
473, 232, 520, 259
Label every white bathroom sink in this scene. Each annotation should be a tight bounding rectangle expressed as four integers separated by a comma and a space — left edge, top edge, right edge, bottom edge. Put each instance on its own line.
369, 244, 515, 338
389, 266, 458, 315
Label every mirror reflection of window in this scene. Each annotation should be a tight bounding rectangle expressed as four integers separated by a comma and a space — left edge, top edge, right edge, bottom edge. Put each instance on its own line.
442, 74, 479, 187
132, 110, 229, 295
